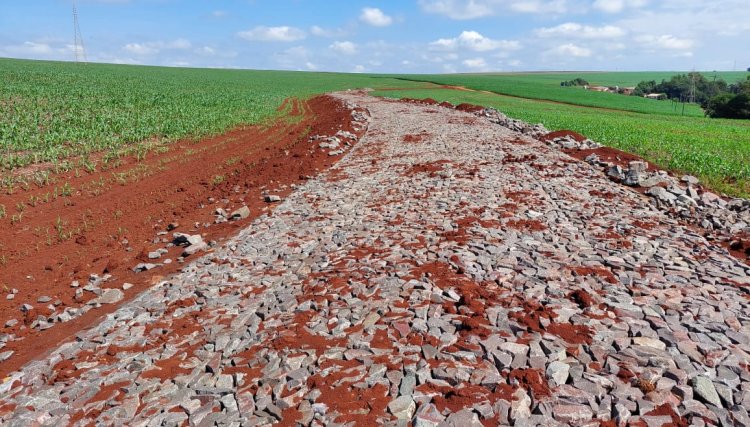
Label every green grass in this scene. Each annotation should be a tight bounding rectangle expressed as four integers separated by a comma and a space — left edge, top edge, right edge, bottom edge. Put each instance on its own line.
373, 87, 750, 197
2, 58, 749, 197
0, 58, 418, 169
392, 72, 750, 117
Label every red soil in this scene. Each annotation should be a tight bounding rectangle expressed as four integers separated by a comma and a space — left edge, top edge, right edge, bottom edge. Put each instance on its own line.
0, 95, 363, 377
565, 146, 660, 172
540, 130, 587, 143
402, 132, 431, 143
455, 103, 485, 113
569, 266, 618, 284
403, 160, 452, 177
569, 289, 595, 309
645, 404, 689, 427
508, 368, 551, 399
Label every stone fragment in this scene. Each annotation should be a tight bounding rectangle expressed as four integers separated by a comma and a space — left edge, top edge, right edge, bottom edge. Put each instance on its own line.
413, 403, 444, 427
88, 288, 124, 305
388, 396, 416, 420
546, 361, 570, 386
230, 206, 250, 220
553, 404, 593, 424
691, 376, 722, 408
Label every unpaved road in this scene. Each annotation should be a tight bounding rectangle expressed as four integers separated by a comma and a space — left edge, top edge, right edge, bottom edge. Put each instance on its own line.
2, 92, 749, 426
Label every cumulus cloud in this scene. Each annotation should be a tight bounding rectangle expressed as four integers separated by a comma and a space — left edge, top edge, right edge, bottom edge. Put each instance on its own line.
592, 0, 647, 14
237, 26, 306, 42
546, 43, 593, 57
536, 23, 625, 38
329, 41, 358, 55
123, 39, 191, 55
360, 7, 393, 26
635, 34, 694, 50
462, 57, 488, 69
430, 31, 521, 52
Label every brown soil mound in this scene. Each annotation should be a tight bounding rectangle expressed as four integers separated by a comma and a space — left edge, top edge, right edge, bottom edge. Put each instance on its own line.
565, 146, 660, 172
540, 130, 587, 143
455, 103, 485, 113
0, 95, 361, 377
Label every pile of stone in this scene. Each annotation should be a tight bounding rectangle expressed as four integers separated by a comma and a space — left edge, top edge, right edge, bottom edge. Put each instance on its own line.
481, 108, 549, 139
475, 107, 750, 259
2, 92, 749, 426
583, 154, 750, 246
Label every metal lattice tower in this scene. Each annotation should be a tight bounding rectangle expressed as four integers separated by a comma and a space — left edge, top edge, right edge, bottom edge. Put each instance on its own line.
72, 0, 87, 63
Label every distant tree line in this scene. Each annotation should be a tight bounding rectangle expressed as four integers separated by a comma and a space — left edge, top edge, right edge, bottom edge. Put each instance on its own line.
634, 72, 750, 119
560, 78, 589, 87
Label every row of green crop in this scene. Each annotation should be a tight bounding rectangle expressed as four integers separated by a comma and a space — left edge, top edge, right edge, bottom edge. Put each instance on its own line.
391, 72, 750, 117
373, 88, 750, 198
0, 59, 416, 169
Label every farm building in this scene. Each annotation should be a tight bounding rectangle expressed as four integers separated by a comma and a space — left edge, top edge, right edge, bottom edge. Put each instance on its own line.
644, 93, 667, 100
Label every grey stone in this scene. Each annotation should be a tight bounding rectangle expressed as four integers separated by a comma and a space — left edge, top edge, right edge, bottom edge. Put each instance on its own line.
88, 288, 124, 305
691, 376, 723, 408
230, 206, 250, 220
388, 396, 416, 420
546, 361, 570, 386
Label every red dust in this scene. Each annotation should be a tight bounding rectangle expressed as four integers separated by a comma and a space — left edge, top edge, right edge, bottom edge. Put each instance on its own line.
508, 368, 552, 399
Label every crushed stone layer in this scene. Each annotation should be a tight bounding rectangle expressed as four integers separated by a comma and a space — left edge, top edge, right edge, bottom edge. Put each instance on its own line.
2, 92, 750, 426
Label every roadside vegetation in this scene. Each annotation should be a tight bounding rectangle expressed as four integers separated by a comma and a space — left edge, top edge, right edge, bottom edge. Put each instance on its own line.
0, 58, 418, 170
2, 58, 749, 197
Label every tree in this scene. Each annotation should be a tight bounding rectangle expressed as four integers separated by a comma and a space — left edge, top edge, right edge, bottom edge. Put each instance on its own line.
560, 78, 589, 87
705, 93, 750, 119
632, 80, 657, 96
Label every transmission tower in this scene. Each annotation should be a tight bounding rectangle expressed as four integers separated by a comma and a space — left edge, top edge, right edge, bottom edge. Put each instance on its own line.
72, 0, 88, 63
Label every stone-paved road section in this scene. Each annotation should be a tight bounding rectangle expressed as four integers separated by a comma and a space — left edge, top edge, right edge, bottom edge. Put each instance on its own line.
2, 92, 750, 426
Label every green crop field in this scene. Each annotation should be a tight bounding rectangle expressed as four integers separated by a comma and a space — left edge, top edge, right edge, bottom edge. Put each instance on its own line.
373, 87, 750, 197
0, 58, 419, 169
393, 72, 749, 117
1, 58, 749, 197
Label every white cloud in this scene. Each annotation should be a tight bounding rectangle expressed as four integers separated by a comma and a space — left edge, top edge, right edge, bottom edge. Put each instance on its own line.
305, 62, 318, 70
592, 0, 647, 13
509, 0, 567, 13
547, 43, 593, 57
4, 41, 54, 55
237, 26, 306, 42
329, 41, 358, 55
123, 38, 191, 55
536, 23, 625, 38
419, 0, 569, 19
419, 0, 496, 19
360, 7, 393, 27
124, 43, 157, 55
635, 34, 694, 50
462, 57, 488, 69
430, 31, 521, 52
353, 65, 366, 73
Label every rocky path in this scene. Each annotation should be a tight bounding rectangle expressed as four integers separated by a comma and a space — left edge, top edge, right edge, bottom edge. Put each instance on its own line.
2, 92, 750, 426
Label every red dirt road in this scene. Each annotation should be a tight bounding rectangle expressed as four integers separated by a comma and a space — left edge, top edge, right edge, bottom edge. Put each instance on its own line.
0, 95, 363, 376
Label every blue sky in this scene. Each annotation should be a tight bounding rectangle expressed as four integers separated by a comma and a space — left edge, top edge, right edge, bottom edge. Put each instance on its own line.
1, 0, 748, 73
